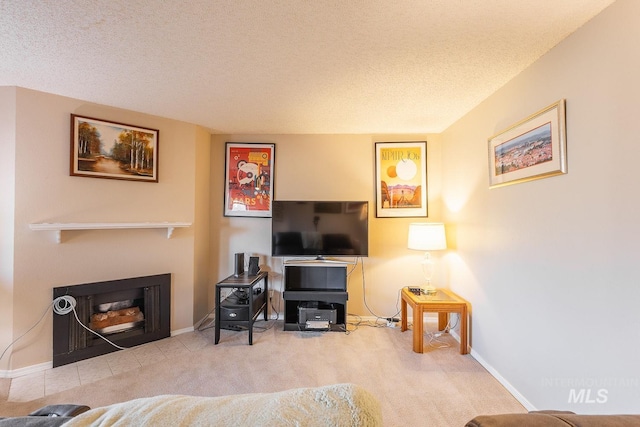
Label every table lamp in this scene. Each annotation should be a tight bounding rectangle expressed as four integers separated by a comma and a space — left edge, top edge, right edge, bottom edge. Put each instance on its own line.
407, 222, 447, 291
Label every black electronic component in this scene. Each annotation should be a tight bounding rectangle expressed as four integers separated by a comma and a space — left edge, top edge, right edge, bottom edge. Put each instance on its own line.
408, 287, 422, 296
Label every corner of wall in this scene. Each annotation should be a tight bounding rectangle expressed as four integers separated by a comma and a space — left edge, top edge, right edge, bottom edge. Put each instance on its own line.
0, 86, 17, 371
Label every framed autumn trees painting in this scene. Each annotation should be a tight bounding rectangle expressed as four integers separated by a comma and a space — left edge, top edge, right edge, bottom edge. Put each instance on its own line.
70, 114, 159, 182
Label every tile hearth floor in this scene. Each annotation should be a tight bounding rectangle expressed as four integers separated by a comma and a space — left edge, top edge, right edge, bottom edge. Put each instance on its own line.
7, 329, 213, 402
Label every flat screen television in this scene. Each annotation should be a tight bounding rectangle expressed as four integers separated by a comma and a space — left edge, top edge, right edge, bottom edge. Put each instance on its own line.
271, 201, 368, 258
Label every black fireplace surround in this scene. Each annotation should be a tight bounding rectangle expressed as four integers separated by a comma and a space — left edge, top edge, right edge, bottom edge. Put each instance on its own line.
52, 274, 171, 367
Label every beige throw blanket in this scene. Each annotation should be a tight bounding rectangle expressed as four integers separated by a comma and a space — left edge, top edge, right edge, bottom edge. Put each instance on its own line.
66, 383, 382, 426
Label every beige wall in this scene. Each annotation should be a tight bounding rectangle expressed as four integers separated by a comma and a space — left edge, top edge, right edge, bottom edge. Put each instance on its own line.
192, 127, 212, 324
1, 88, 210, 371
0, 87, 16, 364
440, 0, 639, 414
4, 0, 637, 413
209, 134, 444, 319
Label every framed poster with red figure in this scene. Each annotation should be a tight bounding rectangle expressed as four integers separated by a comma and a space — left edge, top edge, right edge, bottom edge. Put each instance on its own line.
375, 141, 428, 218
224, 142, 275, 217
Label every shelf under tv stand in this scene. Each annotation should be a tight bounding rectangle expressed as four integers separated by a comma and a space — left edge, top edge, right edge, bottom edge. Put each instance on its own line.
282, 263, 348, 332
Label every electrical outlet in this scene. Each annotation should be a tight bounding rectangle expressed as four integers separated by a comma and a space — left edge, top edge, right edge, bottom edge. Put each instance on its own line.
386, 318, 401, 328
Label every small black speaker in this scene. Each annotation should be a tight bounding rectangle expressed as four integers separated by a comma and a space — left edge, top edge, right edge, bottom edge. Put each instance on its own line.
234, 253, 245, 277
248, 256, 260, 276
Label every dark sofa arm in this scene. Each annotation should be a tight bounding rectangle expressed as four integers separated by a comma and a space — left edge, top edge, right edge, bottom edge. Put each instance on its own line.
28, 404, 90, 417
0, 405, 91, 427
466, 410, 640, 427
466, 412, 575, 427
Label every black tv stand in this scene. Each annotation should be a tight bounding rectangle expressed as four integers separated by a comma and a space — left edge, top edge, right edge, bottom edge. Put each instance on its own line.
293, 257, 346, 264
282, 261, 347, 331
214, 271, 268, 345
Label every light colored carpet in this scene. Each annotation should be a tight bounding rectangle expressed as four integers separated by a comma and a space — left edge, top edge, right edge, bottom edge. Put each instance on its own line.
0, 321, 525, 426
0, 379, 9, 402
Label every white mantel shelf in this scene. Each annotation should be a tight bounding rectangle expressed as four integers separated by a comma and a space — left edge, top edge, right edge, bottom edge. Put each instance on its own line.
29, 222, 192, 243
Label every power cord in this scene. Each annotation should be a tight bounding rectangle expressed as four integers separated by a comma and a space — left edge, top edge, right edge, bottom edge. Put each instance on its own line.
424, 315, 460, 349
195, 305, 217, 331
427, 324, 452, 349
356, 257, 401, 323
347, 313, 387, 330
0, 299, 55, 362
53, 296, 127, 350
0, 295, 127, 362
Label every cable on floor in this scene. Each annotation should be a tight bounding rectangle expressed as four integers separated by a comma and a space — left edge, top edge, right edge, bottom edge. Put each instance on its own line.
0, 295, 128, 362
0, 300, 54, 361
357, 257, 402, 321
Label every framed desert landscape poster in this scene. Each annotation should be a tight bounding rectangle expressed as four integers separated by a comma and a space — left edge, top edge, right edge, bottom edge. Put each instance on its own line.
70, 115, 159, 182
224, 142, 275, 217
375, 141, 428, 218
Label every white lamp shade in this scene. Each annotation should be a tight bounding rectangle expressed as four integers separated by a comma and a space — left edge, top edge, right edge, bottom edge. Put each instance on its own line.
408, 223, 447, 251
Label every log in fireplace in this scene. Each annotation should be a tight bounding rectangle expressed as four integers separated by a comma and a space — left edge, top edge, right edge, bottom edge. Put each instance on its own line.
52, 274, 171, 367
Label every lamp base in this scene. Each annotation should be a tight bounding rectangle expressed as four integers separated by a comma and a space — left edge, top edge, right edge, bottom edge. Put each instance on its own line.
424, 283, 436, 291
423, 286, 436, 295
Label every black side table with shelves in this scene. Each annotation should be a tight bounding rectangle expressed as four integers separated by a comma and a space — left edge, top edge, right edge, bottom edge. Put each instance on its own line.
214, 271, 268, 345
282, 262, 348, 331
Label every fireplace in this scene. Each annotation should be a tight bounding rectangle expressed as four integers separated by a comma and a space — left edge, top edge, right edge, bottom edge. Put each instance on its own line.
52, 274, 171, 367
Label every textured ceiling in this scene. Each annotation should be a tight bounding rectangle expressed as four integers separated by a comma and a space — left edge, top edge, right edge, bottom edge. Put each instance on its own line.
0, 0, 615, 134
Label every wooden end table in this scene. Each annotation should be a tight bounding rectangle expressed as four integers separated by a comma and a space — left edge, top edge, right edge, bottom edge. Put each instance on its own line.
400, 287, 469, 354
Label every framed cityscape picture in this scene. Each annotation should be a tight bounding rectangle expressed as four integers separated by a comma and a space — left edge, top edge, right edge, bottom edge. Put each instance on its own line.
488, 99, 567, 188
224, 142, 275, 217
375, 141, 428, 218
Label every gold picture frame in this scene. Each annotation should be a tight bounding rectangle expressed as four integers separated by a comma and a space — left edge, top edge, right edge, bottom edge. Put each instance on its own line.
488, 100, 567, 188
375, 141, 428, 218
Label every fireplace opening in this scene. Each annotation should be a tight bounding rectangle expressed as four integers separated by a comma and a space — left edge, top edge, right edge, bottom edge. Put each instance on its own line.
53, 274, 171, 367
90, 298, 144, 335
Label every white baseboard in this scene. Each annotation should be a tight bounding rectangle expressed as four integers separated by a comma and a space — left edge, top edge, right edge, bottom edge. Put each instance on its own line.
347, 314, 439, 324
1, 328, 193, 379
437, 318, 534, 410
171, 326, 194, 336
359, 313, 533, 411
347, 315, 385, 323
0, 361, 51, 379
468, 348, 535, 411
